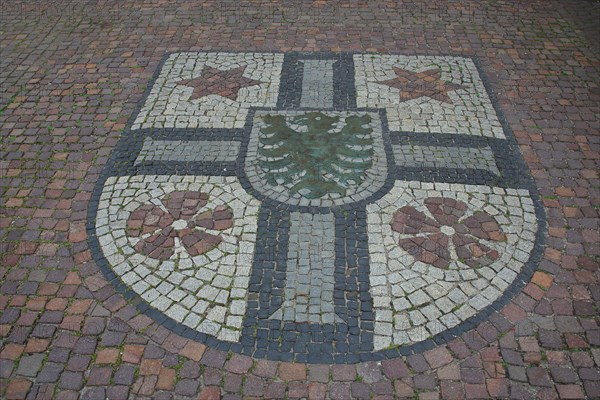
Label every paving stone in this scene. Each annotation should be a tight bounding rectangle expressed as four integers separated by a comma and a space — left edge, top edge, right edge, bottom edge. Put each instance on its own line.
373, 381, 393, 396
539, 329, 565, 349
344, 382, 367, 400
424, 347, 453, 369
5, 379, 32, 400
174, 379, 199, 397
241, 375, 264, 397
332, 364, 356, 381
550, 367, 580, 384
67, 354, 91, 372
394, 380, 415, 398
0, 359, 14, 378
80, 387, 106, 400
308, 364, 330, 382
86, 366, 112, 386
264, 382, 286, 399
356, 361, 383, 383
113, 365, 136, 386
54, 390, 79, 400
200, 386, 221, 400
408, 354, 430, 373
253, 359, 278, 378
288, 382, 309, 398
278, 363, 306, 381
556, 384, 585, 399
440, 381, 465, 400
133, 375, 158, 396
464, 383, 489, 399
507, 366, 528, 382
16, 354, 44, 377
486, 378, 509, 398
414, 374, 437, 390
26, 383, 55, 400
201, 348, 227, 368
527, 367, 553, 387
462, 368, 485, 384
1, 343, 24, 360
223, 372, 242, 392
381, 358, 410, 379
329, 382, 351, 400
224, 353, 253, 374
58, 372, 84, 390
140, 358, 162, 376
37, 363, 64, 383
121, 345, 144, 364
308, 382, 328, 400
1, 2, 598, 398
202, 367, 222, 386
438, 363, 461, 380
106, 386, 129, 400
179, 341, 206, 362
583, 381, 600, 399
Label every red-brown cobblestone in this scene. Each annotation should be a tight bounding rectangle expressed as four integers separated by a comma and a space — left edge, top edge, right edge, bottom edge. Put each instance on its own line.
1, 2, 598, 398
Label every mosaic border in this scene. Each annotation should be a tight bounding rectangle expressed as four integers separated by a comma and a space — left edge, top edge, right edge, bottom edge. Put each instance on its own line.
87, 52, 547, 363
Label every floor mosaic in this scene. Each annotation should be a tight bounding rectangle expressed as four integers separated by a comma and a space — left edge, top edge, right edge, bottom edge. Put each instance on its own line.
132, 52, 283, 130
95, 175, 259, 343
354, 55, 505, 137
88, 51, 546, 363
3, 4, 598, 398
366, 181, 537, 350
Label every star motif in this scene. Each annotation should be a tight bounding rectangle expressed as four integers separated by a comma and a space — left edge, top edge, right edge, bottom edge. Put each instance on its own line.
375, 67, 466, 104
176, 65, 263, 101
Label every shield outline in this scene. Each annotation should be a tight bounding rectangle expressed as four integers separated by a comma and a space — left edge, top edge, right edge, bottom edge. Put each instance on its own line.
86, 51, 547, 363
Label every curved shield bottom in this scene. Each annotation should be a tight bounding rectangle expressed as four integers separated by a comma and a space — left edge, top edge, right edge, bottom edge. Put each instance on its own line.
94, 175, 260, 342
367, 181, 538, 349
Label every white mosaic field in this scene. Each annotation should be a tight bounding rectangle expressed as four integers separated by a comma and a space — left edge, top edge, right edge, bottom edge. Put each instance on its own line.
366, 181, 537, 349
132, 52, 283, 130
96, 175, 260, 342
354, 55, 505, 137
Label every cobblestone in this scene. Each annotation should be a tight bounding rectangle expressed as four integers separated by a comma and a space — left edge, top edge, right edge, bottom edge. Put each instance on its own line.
393, 144, 500, 175
1, 1, 598, 399
136, 138, 241, 164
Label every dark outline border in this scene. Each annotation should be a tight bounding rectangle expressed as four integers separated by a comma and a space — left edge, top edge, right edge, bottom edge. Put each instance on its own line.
86, 51, 547, 363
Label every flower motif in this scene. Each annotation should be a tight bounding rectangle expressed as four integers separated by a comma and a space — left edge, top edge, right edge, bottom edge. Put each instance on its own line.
126, 191, 233, 261
391, 197, 505, 269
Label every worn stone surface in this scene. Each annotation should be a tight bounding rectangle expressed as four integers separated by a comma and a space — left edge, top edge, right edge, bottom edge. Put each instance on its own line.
300, 59, 336, 108
393, 144, 500, 175
1, 1, 598, 399
135, 138, 241, 164
270, 212, 338, 324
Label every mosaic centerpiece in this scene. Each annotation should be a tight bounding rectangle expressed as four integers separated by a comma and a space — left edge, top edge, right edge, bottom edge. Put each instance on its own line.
89, 52, 545, 363
258, 112, 373, 199
245, 110, 388, 206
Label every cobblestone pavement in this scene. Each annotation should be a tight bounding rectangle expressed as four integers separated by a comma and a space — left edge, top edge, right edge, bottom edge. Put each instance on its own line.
1, 1, 599, 399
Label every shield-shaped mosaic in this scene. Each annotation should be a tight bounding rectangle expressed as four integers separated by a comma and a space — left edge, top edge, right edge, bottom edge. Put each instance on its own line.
88, 52, 546, 363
